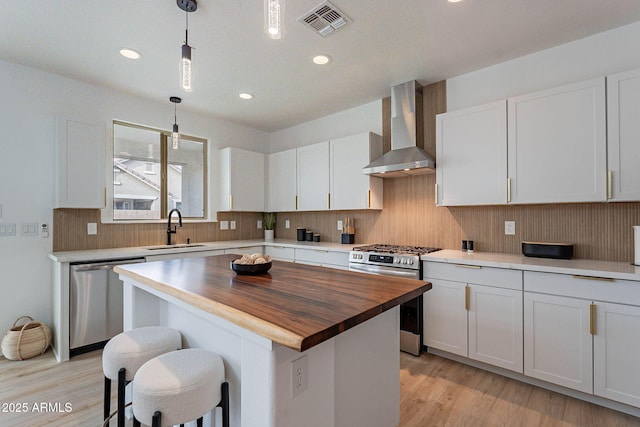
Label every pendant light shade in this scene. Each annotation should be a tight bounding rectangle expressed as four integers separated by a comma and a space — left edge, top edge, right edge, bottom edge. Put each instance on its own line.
265, 0, 284, 39
170, 96, 182, 150
177, 0, 197, 92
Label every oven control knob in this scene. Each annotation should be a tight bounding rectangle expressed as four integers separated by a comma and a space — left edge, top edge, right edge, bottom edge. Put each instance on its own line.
394, 257, 399, 264
408, 259, 414, 265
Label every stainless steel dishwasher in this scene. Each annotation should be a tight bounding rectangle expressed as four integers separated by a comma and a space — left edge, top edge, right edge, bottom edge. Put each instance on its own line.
69, 258, 145, 356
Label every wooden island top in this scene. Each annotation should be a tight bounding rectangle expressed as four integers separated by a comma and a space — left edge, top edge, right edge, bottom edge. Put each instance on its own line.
115, 254, 431, 352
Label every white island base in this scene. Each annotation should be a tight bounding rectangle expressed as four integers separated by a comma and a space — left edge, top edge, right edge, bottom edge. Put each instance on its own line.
123, 278, 401, 427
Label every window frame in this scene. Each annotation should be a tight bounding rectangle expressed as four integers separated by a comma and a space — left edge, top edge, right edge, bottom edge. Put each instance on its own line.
111, 120, 208, 221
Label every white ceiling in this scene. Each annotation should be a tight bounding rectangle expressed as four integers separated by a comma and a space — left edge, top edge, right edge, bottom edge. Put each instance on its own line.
1, 1, 639, 132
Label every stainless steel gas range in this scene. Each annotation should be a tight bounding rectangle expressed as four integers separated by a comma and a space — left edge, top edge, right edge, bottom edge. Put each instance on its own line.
349, 244, 441, 356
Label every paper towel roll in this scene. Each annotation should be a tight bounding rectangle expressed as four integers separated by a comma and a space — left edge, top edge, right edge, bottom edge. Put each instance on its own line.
634, 226, 640, 266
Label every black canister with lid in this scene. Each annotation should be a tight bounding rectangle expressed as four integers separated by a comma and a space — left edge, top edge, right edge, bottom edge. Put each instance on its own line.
297, 228, 306, 241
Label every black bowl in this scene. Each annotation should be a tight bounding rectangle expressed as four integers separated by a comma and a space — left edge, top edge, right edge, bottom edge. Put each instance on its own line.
230, 261, 272, 275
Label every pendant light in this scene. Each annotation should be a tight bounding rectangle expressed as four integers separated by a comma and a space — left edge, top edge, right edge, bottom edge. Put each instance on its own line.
264, 0, 284, 39
177, 0, 197, 92
170, 96, 182, 150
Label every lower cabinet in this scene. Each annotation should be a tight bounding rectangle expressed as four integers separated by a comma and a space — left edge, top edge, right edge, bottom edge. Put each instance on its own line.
294, 248, 349, 270
145, 250, 224, 262
265, 245, 295, 261
524, 271, 640, 408
423, 262, 523, 373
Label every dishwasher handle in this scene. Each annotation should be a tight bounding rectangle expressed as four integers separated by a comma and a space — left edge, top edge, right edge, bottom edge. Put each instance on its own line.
70, 258, 145, 272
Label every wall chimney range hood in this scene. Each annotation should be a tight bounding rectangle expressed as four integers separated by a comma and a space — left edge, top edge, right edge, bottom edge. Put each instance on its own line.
363, 80, 435, 178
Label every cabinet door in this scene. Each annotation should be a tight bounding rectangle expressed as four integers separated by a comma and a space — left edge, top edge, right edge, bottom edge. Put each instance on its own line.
607, 68, 640, 201
436, 100, 507, 206
524, 292, 592, 393
56, 118, 106, 208
423, 279, 468, 357
469, 284, 523, 373
219, 147, 265, 211
297, 142, 329, 211
507, 78, 606, 204
267, 149, 297, 212
330, 132, 383, 210
594, 302, 640, 407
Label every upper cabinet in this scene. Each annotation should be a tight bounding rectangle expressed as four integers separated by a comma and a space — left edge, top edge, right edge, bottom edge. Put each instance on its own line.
435, 100, 507, 206
267, 148, 297, 212
330, 132, 383, 210
55, 117, 106, 208
218, 147, 265, 212
607, 68, 640, 201
297, 141, 330, 211
507, 77, 607, 204
267, 132, 384, 212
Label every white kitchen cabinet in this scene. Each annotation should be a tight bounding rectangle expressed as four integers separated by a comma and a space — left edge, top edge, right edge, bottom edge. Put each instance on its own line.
297, 141, 330, 211
267, 148, 297, 212
423, 262, 523, 372
435, 100, 507, 206
294, 248, 349, 270
218, 147, 265, 212
606, 68, 640, 201
55, 117, 106, 208
507, 77, 607, 204
265, 245, 295, 261
330, 132, 383, 210
224, 246, 264, 256
524, 292, 593, 393
145, 249, 224, 262
593, 302, 640, 407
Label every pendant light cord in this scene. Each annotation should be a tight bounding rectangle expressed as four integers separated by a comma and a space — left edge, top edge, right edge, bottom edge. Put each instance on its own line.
185, 10, 189, 45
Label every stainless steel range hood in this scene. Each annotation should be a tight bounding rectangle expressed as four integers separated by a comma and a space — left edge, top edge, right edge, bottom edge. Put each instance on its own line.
363, 80, 436, 178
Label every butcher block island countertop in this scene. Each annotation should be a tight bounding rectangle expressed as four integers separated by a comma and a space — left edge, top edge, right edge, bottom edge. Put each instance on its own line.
115, 254, 431, 352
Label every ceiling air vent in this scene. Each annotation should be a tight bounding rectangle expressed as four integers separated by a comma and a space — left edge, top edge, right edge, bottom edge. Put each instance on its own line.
299, 1, 350, 37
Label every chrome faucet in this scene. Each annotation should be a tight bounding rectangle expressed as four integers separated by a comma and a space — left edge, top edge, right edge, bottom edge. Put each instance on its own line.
167, 209, 183, 245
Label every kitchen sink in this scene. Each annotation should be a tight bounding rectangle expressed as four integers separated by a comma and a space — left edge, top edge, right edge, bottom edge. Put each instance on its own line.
145, 244, 207, 250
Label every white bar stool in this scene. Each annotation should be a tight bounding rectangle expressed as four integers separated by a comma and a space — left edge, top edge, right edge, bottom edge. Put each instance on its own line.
102, 326, 182, 427
132, 348, 229, 427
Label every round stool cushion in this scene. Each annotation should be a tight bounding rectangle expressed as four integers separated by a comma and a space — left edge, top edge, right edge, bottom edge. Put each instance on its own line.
133, 348, 225, 427
102, 326, 182, 381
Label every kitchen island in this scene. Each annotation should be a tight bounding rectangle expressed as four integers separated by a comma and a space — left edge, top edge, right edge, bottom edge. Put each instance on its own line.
115, 254, 431, 427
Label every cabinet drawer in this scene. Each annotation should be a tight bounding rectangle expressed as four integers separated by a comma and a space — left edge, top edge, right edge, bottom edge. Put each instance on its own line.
524, 271, 640, 304
265, 245, 295, 261
224, 246, 264, 256
295, 248, 349, 267
423, 261, 522, 290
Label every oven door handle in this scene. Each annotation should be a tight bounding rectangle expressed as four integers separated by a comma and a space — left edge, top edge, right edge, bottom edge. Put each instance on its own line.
349, 263, 420, 279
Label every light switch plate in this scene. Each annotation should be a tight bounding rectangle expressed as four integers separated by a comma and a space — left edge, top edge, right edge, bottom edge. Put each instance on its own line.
230, 220, 236, 230
87, 222, 97, 235
20, 223, 38, 236
285, 220, 290, 229
220, 220, 229, 230
505, 221, 516, 235
257, 220, 262, 229
337, 220, 343, 231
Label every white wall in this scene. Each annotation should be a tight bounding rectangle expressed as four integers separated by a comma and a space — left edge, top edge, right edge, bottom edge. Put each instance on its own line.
0, 59, 269, 338
447, 21, 640, 110
269, 100, 382, 153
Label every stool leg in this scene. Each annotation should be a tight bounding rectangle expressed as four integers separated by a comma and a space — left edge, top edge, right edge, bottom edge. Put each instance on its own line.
197, 417, 203, 427
117, 368, 126, 427
103, 376, 111, 421
221, 381, 230, 427
133, 416, 141, 427
152, 411, 161, 427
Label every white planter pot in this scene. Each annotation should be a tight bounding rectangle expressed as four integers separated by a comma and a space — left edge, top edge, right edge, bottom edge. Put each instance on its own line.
264, 230, 275, 241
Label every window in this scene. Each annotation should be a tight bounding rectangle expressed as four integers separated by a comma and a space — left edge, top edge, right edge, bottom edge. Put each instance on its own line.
112, 121, 207, 220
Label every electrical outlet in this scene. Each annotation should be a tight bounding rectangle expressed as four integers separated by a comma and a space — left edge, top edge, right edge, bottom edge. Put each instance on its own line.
291, 355, 308, 397
20, 223, 38, 236
230, 220, 236, 230
220, 221, 229, 230
87, 222, 97, 235
257, 220, 262, 229
337, 220, 343, 231
505, 221, 516, 235
285, 220, 290, 229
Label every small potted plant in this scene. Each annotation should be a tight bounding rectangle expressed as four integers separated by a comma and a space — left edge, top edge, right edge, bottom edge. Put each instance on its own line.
263, 212, 276, 241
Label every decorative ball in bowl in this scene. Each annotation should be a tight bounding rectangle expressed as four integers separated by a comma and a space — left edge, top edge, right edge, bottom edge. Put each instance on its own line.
231, 253, 272, 275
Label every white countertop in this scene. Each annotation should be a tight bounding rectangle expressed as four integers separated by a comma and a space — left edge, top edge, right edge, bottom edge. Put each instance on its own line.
422, 249, 640, 281
48, 238, 354, 263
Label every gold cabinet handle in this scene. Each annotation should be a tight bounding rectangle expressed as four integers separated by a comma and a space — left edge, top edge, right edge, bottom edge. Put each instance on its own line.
104, 187, 107, 208
455, 264, 481, 269
434, 183, 438, 204
295, 195, 298, 210
507, 178, 512, 203
327, 193, 331, 209
572, 275, 614, 282
368, 190, 371, 208
607, 170, 613, 199
590, 303, 597, 335
229, 194, 233, 210
465, 285, 470, 311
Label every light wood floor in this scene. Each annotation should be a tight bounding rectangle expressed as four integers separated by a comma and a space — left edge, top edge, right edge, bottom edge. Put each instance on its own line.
1, 349, 638, 426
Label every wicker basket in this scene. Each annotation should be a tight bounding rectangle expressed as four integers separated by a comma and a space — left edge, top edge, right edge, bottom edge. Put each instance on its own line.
1, 316, 52, 360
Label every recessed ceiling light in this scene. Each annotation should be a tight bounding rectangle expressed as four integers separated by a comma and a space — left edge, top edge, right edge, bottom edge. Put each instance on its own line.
312, 54, 331, 65
448, 0, 463, 3
119, 48, 142, 60
239, 93, 254, 100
